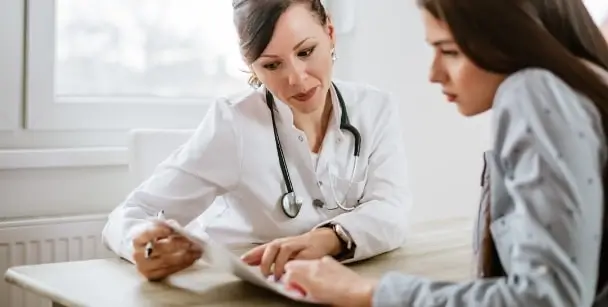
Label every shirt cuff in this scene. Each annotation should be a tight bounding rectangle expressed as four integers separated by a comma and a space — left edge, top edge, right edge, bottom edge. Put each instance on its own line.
120, 221, 154, 264
372, 272, 419, 307
313, 221, 357, 261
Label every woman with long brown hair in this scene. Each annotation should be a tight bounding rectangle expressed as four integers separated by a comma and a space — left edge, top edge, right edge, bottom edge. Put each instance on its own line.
280, 0, 608, 306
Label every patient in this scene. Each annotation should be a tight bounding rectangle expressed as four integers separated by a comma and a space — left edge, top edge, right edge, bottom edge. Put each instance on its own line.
281, 0, 608, 306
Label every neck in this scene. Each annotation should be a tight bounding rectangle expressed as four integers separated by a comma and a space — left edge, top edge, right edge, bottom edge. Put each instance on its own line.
293, 90, 333, 153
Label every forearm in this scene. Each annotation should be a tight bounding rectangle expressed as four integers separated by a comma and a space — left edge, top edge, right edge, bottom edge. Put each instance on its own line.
102, 171, 218, 262
327, 199, 409, 262
372, 271, 577, 307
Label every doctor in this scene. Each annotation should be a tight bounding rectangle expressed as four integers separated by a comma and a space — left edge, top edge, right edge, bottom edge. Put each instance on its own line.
102, 0, 411, 281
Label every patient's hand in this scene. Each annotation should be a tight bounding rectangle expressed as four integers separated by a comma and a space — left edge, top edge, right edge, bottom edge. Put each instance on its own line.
240, 228, 341, 281
132, 222, 203, 281
283, 256, 377, 307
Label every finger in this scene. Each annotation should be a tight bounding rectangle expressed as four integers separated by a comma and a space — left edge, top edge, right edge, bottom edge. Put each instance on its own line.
137, 249, 201, 280
133, 224, 173, 247
284, 259, 313, 274
260, 242, 281, 277
146, 235, 193, 258
134, 252, 168, 277
285, 280, 308, 297
273, 243, 302, 280
144, 260, 188, 281
240, 244, 267, 265
283, 261, 315, 295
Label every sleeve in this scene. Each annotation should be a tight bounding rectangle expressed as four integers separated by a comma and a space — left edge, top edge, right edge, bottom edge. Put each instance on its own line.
101, 98, 243, 263
317, 91, 413, 263
372, 69, 605, 307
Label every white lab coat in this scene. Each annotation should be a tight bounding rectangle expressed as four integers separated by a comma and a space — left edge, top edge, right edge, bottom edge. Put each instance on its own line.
101, 79, 412, 264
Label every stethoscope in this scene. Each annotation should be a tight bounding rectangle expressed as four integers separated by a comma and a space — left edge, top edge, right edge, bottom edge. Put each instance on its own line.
266, 82, 362, 218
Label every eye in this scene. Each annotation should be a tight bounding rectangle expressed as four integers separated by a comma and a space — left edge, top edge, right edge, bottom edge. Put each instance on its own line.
440, 49, 459, 57
298, 47, 315, 57
263, 62, 281, 70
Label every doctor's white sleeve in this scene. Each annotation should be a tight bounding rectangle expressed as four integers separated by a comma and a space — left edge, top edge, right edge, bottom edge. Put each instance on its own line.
321, 91, 412, 263
101, 99, 243, 263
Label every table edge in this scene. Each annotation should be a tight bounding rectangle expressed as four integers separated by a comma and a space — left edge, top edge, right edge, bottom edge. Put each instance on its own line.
4, 268, 84, 307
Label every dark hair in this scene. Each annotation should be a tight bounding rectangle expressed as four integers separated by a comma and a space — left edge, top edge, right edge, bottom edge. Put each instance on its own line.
232, 0, 329, 87
417, 0, 608, 294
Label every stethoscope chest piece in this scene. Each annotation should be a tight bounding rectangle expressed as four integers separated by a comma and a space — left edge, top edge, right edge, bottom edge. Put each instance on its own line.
281, 192, 303, 218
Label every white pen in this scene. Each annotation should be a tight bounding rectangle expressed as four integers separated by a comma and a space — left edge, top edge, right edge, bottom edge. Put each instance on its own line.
144, 210, 166, 259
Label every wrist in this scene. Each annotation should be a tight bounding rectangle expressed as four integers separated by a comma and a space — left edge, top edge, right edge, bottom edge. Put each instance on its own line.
312, 227, 342, 256
350, 278, 377, 307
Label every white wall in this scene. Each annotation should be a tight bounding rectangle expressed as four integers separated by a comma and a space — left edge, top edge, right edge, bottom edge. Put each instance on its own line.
337, 0, 492, 222
0, 0, 491, 224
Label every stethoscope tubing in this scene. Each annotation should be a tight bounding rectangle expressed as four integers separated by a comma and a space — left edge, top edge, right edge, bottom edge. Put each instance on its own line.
266, 82, 361, 217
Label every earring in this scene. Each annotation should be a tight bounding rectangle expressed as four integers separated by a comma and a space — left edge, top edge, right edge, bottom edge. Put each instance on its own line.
249, 74, 262, 89
331, 48, 337, 62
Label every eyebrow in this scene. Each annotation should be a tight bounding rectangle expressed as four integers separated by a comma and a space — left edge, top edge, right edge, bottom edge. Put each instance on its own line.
259, 37, 312, 58
429, 39, 456, 47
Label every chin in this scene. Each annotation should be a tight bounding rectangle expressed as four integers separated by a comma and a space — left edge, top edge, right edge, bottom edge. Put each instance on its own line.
457, 105, 488, 117
290, 94, 325, 115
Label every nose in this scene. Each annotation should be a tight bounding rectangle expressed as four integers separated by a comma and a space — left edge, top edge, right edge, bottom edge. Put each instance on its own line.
287, 60, 307, 86
429, 56, 446, 84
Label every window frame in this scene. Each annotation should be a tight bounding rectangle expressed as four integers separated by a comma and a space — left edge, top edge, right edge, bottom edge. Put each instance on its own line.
0, 0, 23, 131
25, 0, 235, 131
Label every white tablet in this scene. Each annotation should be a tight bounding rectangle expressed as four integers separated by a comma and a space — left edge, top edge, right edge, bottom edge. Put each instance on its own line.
163, 221, 319, 303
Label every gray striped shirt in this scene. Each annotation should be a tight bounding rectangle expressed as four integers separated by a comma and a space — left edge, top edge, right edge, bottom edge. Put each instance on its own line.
373, 68, 607, 307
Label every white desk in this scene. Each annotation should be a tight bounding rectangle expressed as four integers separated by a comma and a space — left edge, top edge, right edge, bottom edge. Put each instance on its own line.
5, 218, 474, 307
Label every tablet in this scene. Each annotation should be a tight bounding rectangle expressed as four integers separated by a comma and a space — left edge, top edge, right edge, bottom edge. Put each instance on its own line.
164, 221, 319, 303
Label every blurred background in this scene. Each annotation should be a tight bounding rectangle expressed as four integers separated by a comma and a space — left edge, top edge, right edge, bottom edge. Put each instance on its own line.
0, 1, 607, 306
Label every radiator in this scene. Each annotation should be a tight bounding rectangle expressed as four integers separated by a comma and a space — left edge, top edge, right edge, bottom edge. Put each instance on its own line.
0, 214, 114, 307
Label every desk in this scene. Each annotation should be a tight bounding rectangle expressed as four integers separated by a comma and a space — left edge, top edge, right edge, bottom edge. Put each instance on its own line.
5, 218, 474, 307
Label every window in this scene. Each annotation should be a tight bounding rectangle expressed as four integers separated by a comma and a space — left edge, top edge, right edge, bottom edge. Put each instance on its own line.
26, 0, 250, 131
585, 0, 608, 40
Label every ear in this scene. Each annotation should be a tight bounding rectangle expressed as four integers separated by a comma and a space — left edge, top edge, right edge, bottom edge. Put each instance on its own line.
325, 14, 336, 47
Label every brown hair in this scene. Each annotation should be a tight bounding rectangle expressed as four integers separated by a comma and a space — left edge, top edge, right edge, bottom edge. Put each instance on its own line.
417, 0, 608, 293
232, 0, 329, 87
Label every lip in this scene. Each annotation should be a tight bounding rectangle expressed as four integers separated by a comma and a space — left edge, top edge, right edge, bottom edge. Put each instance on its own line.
443, 91, 457, 102
292, 86, 318, 102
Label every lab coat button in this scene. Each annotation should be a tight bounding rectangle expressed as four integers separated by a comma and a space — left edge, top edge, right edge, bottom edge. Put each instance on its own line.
298, 135, 304, 142
313, 199, 324, 207
317, 181, 323, 187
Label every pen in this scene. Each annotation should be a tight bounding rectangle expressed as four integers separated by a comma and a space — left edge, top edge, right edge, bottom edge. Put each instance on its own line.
145, 210, 166, 259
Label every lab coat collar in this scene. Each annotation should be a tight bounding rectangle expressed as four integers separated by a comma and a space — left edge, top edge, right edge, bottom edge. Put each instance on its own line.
261, 83, 344, 136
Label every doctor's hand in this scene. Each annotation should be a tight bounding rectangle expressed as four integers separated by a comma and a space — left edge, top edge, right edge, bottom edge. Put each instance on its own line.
132, 222, 203, 281
283, 256, 377, 307
240, 228, 342, 280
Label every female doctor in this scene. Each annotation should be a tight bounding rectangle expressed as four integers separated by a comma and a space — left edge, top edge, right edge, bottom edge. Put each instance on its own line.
101, 0, 411, 281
